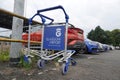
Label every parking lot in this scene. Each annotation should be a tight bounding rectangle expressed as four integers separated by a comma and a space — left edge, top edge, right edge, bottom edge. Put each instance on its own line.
0, 50, 120, 80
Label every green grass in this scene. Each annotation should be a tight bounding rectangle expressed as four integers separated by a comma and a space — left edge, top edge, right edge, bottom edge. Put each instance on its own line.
0, 50, 40, 69
18, 54, 40, 69
0, 50, 9, 62
18, 55, 32, 69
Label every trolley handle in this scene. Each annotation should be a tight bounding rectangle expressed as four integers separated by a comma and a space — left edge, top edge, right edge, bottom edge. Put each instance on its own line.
37, 5, 69, 22
39, 14, 54, 24
29, 14, 54, 25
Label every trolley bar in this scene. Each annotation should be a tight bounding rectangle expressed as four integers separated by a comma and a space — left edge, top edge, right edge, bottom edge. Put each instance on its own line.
0, 38, 41, 44
0, 8, 41, 25
37, 5, 69, 22
29, 14, 54, 25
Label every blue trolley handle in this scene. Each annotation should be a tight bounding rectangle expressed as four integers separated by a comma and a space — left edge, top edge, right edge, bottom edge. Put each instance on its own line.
29, 5, 69, 24
37, 5, 69, 23
39, 14, 54, 24
29, 13, 54, 25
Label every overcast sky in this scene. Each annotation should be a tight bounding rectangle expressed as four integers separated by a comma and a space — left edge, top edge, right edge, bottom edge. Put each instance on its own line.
0, 0, 120, 37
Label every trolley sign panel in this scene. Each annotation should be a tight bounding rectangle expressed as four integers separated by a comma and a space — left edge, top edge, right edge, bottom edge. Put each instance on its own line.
43, 25, 65, 50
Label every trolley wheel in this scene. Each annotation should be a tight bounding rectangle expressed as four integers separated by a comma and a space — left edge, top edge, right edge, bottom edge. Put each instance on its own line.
62, 62, 69, 75
23, 55, 32, 63
70, 58, 77, 66
37, 59, 45, 68
28, 57, 32, 63
71, 60, 77, 66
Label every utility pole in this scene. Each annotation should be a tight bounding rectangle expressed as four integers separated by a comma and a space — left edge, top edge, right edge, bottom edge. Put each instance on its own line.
10, 0, 25, 66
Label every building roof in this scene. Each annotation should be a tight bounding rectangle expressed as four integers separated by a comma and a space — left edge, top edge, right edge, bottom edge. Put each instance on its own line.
0, 36, 9, 38
0, 8, 42, 32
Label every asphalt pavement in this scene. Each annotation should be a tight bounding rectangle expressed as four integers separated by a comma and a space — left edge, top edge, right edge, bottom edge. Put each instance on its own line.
0, 50, 120, 80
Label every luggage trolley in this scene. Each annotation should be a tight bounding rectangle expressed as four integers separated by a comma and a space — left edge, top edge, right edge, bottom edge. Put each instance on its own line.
27, 5, 76, 75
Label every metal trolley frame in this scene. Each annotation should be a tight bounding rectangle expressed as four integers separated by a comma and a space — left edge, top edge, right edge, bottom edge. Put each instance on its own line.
26, 5, 76, 75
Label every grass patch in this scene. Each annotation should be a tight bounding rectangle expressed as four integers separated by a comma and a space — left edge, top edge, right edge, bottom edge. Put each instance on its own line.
0, 49, 40, 69
0, 50, 9, 62
18, 54, 40, 70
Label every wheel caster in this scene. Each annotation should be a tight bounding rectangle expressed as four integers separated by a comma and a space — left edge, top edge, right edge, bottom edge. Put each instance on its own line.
71, 58, 77, 66
23, 55, 32, 63
62, 61, 69, 75
71, 60, 76, 66
37, 59, 45, 68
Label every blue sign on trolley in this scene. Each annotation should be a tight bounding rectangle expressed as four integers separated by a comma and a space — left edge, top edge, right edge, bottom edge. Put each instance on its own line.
43, 25, 65, 50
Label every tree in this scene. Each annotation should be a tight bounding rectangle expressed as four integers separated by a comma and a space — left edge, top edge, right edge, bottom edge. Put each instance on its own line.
104, 31, 112, 44
87, 29, 94, 40
111, 29, 120, 46
87, 26, 107, 43
87, 26, 120, 45
94, 26, 105, 43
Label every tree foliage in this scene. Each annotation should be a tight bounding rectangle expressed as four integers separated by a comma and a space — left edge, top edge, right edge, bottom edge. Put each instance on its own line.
87, 26, 120, 46
87, 29, 94, 40
111, 29, 120, 46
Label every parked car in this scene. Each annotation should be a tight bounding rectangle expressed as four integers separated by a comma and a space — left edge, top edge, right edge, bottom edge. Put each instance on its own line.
110, 46, 115, 50
84, 39, 98, 53
22, 23, 86, 54
96, 42, 104, 52
115, 46, 120, 50
102, 44, 109, 51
